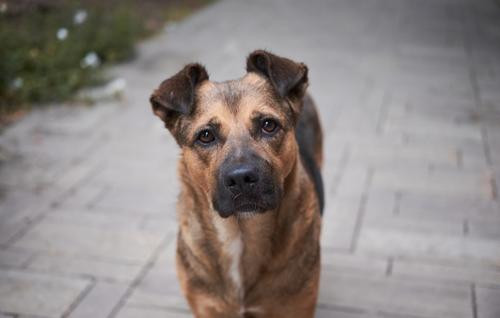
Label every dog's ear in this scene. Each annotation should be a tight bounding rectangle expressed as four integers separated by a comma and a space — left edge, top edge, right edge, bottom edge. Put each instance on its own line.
246, 50, 308, 112
150, 63, 209, 129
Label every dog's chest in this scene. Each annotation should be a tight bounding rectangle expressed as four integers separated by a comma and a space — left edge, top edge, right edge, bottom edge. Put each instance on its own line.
214, 220, 244, 295
224, 235, 264, 317
226, 234, 243, 294
213, 218, 269, 316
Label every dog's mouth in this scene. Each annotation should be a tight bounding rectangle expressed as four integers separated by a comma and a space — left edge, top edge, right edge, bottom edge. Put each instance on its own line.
213, 191, 280, 218
235, 203, 266, 213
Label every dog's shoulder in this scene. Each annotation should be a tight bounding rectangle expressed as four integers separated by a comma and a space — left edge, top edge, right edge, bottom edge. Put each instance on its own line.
295, 94, 324, 214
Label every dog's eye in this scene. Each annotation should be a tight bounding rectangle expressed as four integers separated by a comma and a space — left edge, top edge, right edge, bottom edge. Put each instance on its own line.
261, 118, 279, 134
197, 129, 215, 144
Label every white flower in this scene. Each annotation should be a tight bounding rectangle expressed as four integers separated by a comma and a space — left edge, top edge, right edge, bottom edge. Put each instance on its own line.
56, 28, 68, 40
104, 78, 127, 96
73, 9, 87, 25
12, 77, 23, 89
81, 52, 100, 68
0, 2, 8, 14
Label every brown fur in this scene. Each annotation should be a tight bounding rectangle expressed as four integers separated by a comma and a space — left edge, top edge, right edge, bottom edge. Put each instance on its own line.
150, 51, 323, 318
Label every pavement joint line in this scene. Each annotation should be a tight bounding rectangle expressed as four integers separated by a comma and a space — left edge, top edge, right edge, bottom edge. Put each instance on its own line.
107, 233, 173, 318
456, 149, 464, 169
3, 264, 131, 285
126, 303, 191, 314
62, 277, 97, 318
489, 171, 498, 200
463, 219, 470, 236
1, 310, 47, 318
386, 254, 500, 274
0, 210, 48, 250
86, 185, 111, 210
470, 283, 478, 318
377, 310, 431, 318
322, 246, 352, 254
480, 127, 493, 167
386, 267, 478, 288
51, 165, 103, 208
329, 145, 350, 197
375, 91, 391, 134
461, 0, 496, 178
71, 137, 110, 167
316, 303, 366, 315
19, 251, 39, 270
386, 257, 394, 276
349, 167, 374, 252
393, 191, 401, 216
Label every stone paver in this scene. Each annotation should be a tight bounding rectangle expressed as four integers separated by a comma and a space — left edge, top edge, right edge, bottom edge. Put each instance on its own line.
1, 0, 500, 317
11, 217, 167, 263
68, 282, 129, 318
115, 306, 192, 318
0, 269, 90, 317
477, 286, 500, 318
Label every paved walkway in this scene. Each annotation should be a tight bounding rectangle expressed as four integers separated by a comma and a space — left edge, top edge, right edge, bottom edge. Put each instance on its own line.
1, 0, 500, 317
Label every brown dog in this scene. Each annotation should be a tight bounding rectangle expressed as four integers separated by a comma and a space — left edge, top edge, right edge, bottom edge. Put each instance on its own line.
150, 50, 324, 318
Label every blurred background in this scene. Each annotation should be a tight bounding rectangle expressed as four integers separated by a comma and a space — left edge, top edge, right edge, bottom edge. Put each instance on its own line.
0, 0, 500, 317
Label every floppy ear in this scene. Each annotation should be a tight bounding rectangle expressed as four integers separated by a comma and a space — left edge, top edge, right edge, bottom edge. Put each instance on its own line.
150, 63, 209, 129
246, 50, 308, 109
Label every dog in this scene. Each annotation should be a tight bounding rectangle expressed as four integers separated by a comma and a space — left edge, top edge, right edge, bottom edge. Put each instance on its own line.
149, 50, 324, 318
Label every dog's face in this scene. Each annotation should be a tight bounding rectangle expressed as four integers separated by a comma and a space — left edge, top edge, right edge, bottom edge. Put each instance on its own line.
150, 50, 308, 218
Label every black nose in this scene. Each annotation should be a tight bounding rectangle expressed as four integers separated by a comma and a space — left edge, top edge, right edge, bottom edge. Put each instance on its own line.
224, 165, 259, 192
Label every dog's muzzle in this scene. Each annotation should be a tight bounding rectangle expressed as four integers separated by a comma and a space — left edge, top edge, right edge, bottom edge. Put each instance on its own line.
213, 156, 280, 218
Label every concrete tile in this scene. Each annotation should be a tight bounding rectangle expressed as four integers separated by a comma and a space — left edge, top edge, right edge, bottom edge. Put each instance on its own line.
334, 166, 370, 199
393, 260, 500, 285
362, 214, 464, 237
0, 249, 32, 268
0, 269, 90, 317
68, 281, 129, 318
322, 197, 362, 250
12, 220, 166, 263
27, 255, 142, 283
372, 168, 495, 200
57, 185, 108, 210
0, 206, 46, 247
322, 250, 388, 276
319, 270, 471, 318
468, 219, 500, 240
315, 308, 368, 318
357, 222, 500, 264
127, 240, 188, 311
477, 286, 500, 318
91, 186, 177, 215
116, 306, 192, 318
42, 209, 145, 229
348, 143, 460, 169
398, 192, 500, 222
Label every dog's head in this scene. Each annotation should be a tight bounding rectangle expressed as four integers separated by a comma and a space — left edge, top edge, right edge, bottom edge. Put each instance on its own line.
150, 50, 308, 218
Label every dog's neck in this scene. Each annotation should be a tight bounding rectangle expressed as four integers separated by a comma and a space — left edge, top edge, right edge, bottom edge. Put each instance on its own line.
177, 154, 318, 306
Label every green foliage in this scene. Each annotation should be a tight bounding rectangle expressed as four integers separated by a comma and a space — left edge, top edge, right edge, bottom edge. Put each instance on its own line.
0, 2, 146, 118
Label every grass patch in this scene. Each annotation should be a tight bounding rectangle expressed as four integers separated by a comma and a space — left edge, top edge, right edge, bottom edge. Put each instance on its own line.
0, 0, 213, 125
